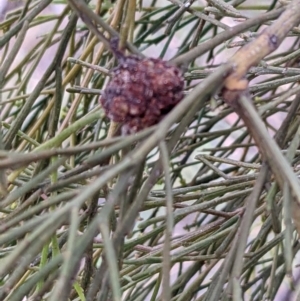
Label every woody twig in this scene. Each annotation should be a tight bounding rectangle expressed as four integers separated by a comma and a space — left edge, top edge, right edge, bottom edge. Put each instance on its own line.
220, 0, 300, 226
222, 0, 300, 101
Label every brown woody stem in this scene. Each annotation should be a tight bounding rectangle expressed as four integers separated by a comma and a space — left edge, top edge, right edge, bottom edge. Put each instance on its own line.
219, 0, 300, 233
223, 0, 300, 100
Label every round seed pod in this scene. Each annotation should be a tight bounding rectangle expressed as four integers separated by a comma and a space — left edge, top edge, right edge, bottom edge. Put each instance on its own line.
100, 44, 184, 134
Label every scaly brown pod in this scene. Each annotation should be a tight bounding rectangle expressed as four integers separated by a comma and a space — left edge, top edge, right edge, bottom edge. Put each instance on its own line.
100, 38, 185, 134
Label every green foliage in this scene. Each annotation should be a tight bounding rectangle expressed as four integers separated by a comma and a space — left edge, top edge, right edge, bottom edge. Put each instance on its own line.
0, 1, 300, 301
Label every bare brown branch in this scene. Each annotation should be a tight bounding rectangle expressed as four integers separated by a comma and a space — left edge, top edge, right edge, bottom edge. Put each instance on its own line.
222, 0, 300, 101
